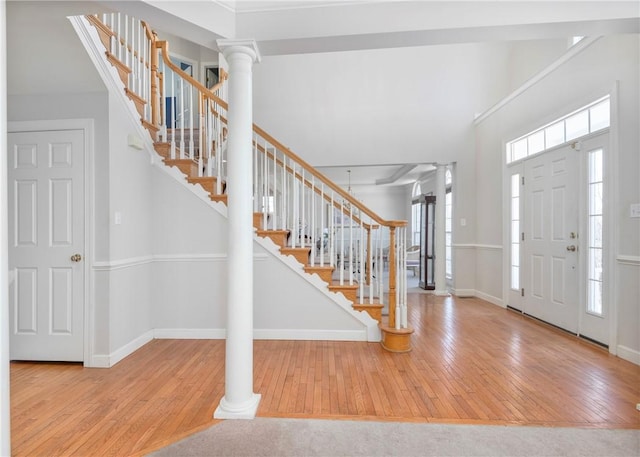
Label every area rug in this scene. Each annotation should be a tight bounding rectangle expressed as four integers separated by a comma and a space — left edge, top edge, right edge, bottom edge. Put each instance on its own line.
149, 417, 639, 456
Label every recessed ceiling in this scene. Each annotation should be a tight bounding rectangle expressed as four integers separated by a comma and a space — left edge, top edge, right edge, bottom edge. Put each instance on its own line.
315, 163, 435, 187
217, 0, 372, 13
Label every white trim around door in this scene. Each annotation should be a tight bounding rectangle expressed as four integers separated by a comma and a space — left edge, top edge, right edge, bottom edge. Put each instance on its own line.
8, 119, 95, 366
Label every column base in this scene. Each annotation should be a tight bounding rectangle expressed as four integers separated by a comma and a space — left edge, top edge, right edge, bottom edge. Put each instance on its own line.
214, 393, 261, 419
379, 324, 414, 353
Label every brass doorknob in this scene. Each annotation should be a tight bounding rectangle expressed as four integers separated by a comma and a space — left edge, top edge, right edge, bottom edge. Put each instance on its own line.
70, 254, 82, 262
566, 245, 576, 252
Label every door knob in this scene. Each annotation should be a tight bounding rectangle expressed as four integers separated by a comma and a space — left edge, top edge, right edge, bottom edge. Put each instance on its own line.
566, 245, 576, 252
70, 254, 82, 262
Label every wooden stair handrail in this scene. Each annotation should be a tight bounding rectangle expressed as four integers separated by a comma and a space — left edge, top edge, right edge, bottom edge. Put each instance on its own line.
88, 14, 405, 231
255, 141, 380, 230
86, 12, 412, 342
253, 125, 405, 230
155, 24, 405, 231
155, 40, 228, 110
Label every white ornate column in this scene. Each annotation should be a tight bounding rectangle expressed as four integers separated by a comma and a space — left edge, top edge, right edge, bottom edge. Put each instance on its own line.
0, 0, 12, 452
214, 39, 261, 420
434, 164, 448, 295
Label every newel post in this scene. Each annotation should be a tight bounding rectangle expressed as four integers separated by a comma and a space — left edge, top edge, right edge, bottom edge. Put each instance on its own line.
379, 221, 414, 353
388, 226, 397, 328
214, 39, 262, 420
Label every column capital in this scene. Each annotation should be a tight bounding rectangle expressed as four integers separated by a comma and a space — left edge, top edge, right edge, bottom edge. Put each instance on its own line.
216, 39, 261, 63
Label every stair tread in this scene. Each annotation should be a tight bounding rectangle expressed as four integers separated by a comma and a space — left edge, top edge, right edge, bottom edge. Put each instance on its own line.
304, 264, 335, 270
187, 176, 216, 182
164, 158, 193, 163
329, 280, 359, 288
353, 300, 384, 308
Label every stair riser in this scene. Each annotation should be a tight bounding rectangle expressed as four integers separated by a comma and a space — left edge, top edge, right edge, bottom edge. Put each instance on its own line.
352, 305, 383, 323
304, 268, 334, 283
257, 231, 288, 248
328, 286, 357, 303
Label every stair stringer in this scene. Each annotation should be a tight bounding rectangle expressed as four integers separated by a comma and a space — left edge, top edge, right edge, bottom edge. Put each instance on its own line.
72, 13, 381, 343
69, 15, 159, 164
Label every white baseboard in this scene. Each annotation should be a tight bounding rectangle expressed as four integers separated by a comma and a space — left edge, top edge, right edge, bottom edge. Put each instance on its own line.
617, 345, 640, 366
253, 329, 367, 341
475, 290, 504, 307
451, 288, 504, 307
452, 289, 475, 297
88, 355, 111, 368
154, 328, 226, 339
109, 330, 154, 367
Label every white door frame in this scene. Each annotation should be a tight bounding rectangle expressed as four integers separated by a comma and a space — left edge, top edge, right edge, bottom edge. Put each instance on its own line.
501, 87, 619, 355
7, 119, 94, 366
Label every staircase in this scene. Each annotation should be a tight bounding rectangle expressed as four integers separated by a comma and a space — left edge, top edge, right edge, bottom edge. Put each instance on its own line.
78, 13, 413, 352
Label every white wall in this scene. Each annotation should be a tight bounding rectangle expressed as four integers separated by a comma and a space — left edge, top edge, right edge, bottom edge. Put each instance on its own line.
0, 1, 10, 453
150, 164, 372, 340
349, 185, 408, 222
250, 41, 510, 299
474, 34, 640, 360
7, 1, 106, 95
252, 42, 510, 168
506, 38, 569, 93
106, 91, 154, 355
151, 166, 228, 331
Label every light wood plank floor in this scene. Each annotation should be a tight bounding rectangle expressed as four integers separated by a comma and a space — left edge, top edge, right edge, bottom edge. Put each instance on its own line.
10, 295, 640, 456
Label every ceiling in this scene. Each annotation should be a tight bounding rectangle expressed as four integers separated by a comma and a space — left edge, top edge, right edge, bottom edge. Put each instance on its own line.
315, 163, 436, 188
217, 0, 371, 13
110, 1, 640, 57
102, 1, 638, 188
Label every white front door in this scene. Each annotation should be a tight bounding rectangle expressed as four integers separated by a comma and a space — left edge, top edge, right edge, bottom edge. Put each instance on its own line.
523, 145, 580, 333
8, 129, 85, 361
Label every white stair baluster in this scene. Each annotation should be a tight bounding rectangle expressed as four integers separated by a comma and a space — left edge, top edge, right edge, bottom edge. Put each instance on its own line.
310, 177, 316, 265
116, 13, 121, 60
263, 139, 269, 230
349, 204, 353, 285
179, 78, 185, 159
320, 184, 325, 267
340, 199, 344, 285
253, 134, 258, 212
329, 193, 335, 269
170, 67, 176, 159
356, 221, 365, 304
189, 85, 194, 159
161, 76, 167, 142
124, 15, 128, 69
272, 146, 277, 230
301, 169, 306, 247
282, 150, 287, 232
198, 94, 204, 177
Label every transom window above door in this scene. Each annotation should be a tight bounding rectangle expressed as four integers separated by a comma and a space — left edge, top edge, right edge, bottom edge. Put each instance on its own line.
505, 96, 610, 164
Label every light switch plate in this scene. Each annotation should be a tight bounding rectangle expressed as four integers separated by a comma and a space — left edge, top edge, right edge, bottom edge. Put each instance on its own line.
630, 203, 640, 218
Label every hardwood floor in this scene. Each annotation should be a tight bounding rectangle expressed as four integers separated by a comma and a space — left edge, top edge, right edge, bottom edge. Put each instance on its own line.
10, 294, 640, 456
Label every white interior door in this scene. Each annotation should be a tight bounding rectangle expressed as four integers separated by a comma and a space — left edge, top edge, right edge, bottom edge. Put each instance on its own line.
8, 129, 85, 361
523, 145, 579, 333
